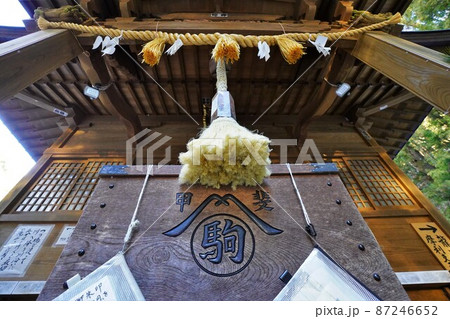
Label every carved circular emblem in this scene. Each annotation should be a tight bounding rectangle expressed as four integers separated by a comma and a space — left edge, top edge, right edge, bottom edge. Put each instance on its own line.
191, 214, 255, 277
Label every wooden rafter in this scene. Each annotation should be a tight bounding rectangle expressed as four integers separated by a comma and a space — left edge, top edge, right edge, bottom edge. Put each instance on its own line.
293, 50, 356, 142
352, 31, 450, 113
78, 51, 142, 137
15, 91, 69, 117
0, 30, 83, 103
357, 91, 415, 117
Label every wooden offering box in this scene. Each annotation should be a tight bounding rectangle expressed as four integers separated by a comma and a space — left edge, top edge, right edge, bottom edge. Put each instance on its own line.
38, 164, 409, 300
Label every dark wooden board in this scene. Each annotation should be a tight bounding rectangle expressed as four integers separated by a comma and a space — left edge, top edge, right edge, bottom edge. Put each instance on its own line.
38, 164, 409, 300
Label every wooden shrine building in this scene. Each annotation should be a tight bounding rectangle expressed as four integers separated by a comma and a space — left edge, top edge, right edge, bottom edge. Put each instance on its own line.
0, 0, 449, 301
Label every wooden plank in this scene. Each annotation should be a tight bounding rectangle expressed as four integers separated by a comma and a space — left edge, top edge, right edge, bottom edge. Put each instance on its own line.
14, 92, 68, 117
412, 223, 450, 270
352, 32, 450, 113
39, 166, 408, 300
0, 30, 83, 103
0, 212, 81, 223
406, 288, 450, 301
359, 207, 429, 218
365, 216, 444, 272
78, 51, 142, 137
139, 114, 298, 126
357, 91, 415, 117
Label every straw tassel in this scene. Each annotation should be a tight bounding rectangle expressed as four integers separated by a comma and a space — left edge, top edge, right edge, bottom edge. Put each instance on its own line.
140, 37, 166, 66
276, 36, 306, 64
212, 35, 240, 63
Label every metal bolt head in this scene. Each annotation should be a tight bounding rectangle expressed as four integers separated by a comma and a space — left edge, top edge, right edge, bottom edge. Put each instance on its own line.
336, 199, 342, 205
90, 223, 97, 230
109, 184, 114, 189
373, 273, 381, 281
358, 244, 365, 251
346, 220, 352, 226
327, 181, 332, 186
78, 249, 85, 257
100, 203, 106, 208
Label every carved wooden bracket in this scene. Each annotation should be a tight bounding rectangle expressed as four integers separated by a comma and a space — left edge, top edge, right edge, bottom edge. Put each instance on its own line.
334, 1, 353, 22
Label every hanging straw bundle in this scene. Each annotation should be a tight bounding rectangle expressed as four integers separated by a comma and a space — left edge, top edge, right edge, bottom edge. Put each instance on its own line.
211, 35, 240, 63
179, 50, 271, 189
276, 36, 306, 64
140, 37, 166, 66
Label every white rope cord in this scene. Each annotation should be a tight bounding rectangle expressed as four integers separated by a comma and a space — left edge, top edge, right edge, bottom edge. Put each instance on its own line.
216, 60, 227, 92
286, 163, 316, 236
122, 164, 153, 252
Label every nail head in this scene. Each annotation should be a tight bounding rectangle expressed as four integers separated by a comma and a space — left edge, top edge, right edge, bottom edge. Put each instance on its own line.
336, 199, 342, 205
358, 244, 365, 251
346, 220, 352, 226
78, 249, 85, 257
90, 223, 97, 230
279, 270, 293, 284
100, 203, 106, 208
109, 184, 114, 189
327, 181, 332, 186
63, 282, 68, 289
373, 273, 381, 281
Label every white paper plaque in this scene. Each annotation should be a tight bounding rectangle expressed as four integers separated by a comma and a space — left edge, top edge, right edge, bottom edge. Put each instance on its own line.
54, 225, 75, 246
0, 225, 53, 277
70, 276, 118, 301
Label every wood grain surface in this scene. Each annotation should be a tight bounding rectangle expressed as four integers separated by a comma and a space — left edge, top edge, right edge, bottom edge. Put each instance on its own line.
38, 164, 409, 300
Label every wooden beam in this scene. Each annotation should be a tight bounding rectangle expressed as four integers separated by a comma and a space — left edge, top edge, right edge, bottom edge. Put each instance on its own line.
78, 51, 142, 137
139, 114, 298, 127
98, 19, 346, 35
0, 30, 83, 103
293, 50, 355, 141
15, 92, 69, 117
357, 91, 415, 117
352, 31, 450, 113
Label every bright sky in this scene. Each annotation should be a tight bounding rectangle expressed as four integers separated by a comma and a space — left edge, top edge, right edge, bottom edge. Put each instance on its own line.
0, 1, 34, 201
0, 0, 30, 27
0, 118, 35, 201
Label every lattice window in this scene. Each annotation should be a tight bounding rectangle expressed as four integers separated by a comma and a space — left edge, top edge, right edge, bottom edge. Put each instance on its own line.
334, 157, 417, 209
16, 159, 123, 213
333, 159, 371, 208
345, 159, 415, 207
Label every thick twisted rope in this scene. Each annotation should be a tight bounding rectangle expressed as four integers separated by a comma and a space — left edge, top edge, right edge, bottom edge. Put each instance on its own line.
37, 12, 401, 48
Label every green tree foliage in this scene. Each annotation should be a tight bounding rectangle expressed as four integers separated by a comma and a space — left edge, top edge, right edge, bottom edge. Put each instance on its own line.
394, 109, 450, 220
402, 0, 450, 30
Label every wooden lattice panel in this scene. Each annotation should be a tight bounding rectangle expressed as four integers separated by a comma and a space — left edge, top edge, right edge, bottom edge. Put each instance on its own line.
345, 158, 416, 208
333, 159, 371, 208
15, 160, 123, 213
333, 157, 418, 210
